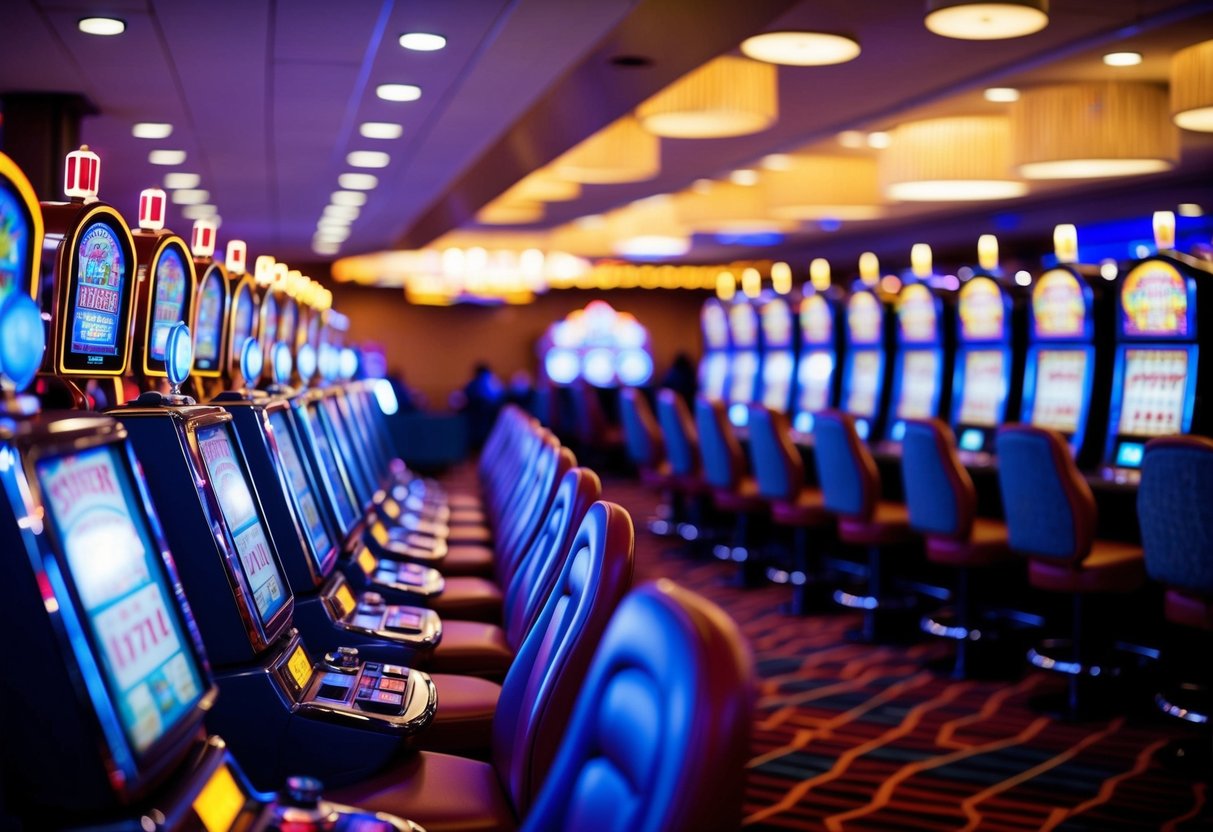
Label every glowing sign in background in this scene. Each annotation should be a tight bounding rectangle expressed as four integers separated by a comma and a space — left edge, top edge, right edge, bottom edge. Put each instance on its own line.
1032, 270, 1086, 338
958, 278, 1005, 341
38, 445, 203, 754
1121, 261, 1189, 337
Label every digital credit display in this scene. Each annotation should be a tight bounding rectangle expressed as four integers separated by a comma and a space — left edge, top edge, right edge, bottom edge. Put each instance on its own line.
150, 246, 188, 362
37, 444, 204, 755
72, 223, 125, 358
269, 411, 332, 569
195, 425, 287, 624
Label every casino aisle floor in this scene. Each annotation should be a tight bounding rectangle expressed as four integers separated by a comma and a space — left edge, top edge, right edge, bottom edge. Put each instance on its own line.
439, 458, 1212, 832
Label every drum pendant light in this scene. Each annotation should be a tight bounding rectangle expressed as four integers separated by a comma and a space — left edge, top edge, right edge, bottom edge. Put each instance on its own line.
1171, 39, 1213, 132
881, 115, 1028, 201
637, 56, 778, 139
924, 0, 1048, 40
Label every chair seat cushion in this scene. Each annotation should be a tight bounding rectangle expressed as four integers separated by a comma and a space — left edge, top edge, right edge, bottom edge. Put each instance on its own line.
427, 619, 515, 679
328, 751, 517, 832
448, 507, 488, 526
926, 517, 1012, 567
713, 478, 767, 514
427, 577, 503, 623
771, 488, 831, 528
412, 673, 501, 755
838, 502, 912, 546
441, 544, 496, 578
1028, 540, 1144, 594
446, 524, 494, 546
1165, 588, 1213, 631
446, 493, 483, 511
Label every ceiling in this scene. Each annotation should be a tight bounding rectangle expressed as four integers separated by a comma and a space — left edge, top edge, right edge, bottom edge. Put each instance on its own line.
1, 0, 1211, 272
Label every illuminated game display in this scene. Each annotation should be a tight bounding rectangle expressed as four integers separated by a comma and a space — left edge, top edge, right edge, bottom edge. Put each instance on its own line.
758, 296, 795, 413
951, 276, 1015, 455
726, 300, 761, 425
149, 246, 188, 361
195, 424, 288, 623
699, 298, 730, 401
1103, 256, 1206, 479
269, 410, 333, 570
304, 402, 358, 536
841, 289, 886, 439
193, 270, 225, 370
882, 282, 946, 444
71, 223, 125, 358
230, 281, 256, 360
37, 444, 206, 755
539, 300, 654, 388
0, 178, 33, 305
792, 293, 838, 434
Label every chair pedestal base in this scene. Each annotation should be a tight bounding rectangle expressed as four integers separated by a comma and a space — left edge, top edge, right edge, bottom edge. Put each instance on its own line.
1027, 637, 1149, 720
920, 606, 1044, 680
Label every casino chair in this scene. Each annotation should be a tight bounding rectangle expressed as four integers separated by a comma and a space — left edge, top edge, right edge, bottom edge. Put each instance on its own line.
694, 396, 769, 585
568, 378, 624, 465
813, 410, 915, 642
901, 419, 1014, 678
330, 502, 638, 831
655, 389, 710, 542
746, 404, 833, 614
1138, 437, 1213, 765
619, 386, 681, 536
995, 425, 1145, 717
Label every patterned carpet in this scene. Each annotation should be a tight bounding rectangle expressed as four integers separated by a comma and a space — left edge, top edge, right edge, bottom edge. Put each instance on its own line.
595, 473, 1212, 832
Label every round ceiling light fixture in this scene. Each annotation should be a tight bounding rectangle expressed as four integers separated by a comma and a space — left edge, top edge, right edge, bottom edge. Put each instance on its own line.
740, 30, 860, 66
924, 0, 1048, 40
637, 56, 777, 139
1171, 39, 1213, 132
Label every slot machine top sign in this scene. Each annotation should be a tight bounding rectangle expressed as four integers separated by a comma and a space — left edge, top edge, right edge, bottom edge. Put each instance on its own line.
847, 290, 882, 344
1120, 260, 1193, 338
896, 283, 938, 343
759, 297, 793, 348
958, 277, 1007, 342
701, 299, 729, 349
800, 294, 833, 345
1032, 269, 1090, 339
728, 301, 758, 348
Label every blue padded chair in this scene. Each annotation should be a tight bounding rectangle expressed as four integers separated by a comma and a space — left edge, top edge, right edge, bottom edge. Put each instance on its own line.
813, 410, 913, 642
620, 387, 680, 536
1139, 437, 1213, 745
331, 501, 636, 831
995, 425, 1144, 716
902, 419, 1012, 677
695, 396, 768, 584
747, 404, 832, 613
655, 388, 709, 541
523, 579, 754, 832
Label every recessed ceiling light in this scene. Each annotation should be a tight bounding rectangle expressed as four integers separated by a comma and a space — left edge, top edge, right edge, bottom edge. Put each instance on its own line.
867, 131, 891, 149
78, 17, 125, 36
132, 122, 173, 139
149, 150, 186, 166
837, 130, 866, 148
730, 169, 760, 186
740, 30, 860, 66
313, 240, 341, 256
316, 226, 351, 242
182, 204, 217, 220
376, 83, 422, 102
164, 172, 201, 190
1103, 51, 1142, 67
984, 87, 1020, 102
170, 189, 210, 205
399, 32, 446, 51
1178, 203, 1203, 217
346, 151, 391, 168
338, 173, 378, 190
761, 154, 792, 170
331, 190, 368, 207
924, 1, 1048, 41
359, 122, 404, 140
323, 204, 360, 221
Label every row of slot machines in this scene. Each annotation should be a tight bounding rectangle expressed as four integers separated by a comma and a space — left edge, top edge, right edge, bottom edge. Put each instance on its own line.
0, 148, 447, 829
699, 228, 1212, 484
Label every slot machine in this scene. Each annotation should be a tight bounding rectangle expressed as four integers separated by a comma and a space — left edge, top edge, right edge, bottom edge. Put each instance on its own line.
725, 298, 762, 426
36, 145, 139, 411
0, 152, 416, 832
188, 220, 231, 402
839, 253, 890, 442
1101, 212, 1213, 484
877, 245, 954, 452
950, 236, 1022, 463
791, 258, 845, 438
757, 294, 795, 414
1019, 224, 1115, 468
698, 297, 730, 402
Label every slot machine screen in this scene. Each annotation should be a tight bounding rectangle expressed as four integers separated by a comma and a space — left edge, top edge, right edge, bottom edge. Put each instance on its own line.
1030, 349, 1088, 433
195, 425, 287, 624
37, 444, 205, 755
67, 221, 127, 369
262, 295, 279, 349
231, 284, 255, 358
957, 350, 1007, 427
0, 182, 32, 305
700, 353, 728, 401
729, 352, 758, 404
760, 299, 792, 349
150, 247, 188, 362
277, 299, 297, 348
762, 352, 793, 411
323, 398, 372, 503
896, 350, 939, 419
729, 304, 758, 349
268, 411, 332, 569
193, 271, 224, 370
845, 351, 880, 418
701, 302, 728, 350
1117, 348, 1189, 438
796, 352, 834, 417
304, 403, 358, 535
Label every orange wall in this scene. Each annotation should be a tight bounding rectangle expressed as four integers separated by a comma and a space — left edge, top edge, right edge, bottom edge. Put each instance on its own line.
331, 284, 707, 407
